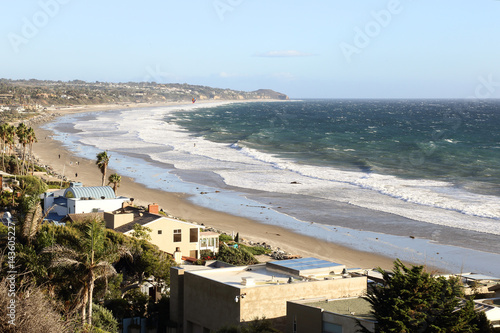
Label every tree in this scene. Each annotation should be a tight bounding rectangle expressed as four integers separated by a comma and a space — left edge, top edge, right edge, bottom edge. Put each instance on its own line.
107, 172, 121, 194
17, 194, 44, 245
5, 125, 18, 174
362, 259, 485, 333
16, 123, 28, 175
91, 303, 119, 333
0, 123, 9, 171
26, 127, 37, 175
130, 223, 152, 241
42, 219, 130, 328
96, 151, 110, 186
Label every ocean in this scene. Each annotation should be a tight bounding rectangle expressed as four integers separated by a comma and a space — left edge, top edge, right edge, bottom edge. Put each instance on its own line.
44, 99, 500, 275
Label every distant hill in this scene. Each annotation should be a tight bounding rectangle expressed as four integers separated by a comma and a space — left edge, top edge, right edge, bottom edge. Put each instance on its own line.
0, 79, 289, 108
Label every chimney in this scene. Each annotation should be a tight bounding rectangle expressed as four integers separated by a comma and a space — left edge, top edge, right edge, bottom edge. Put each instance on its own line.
148, 203, 159, 214
174, 247, 182, 264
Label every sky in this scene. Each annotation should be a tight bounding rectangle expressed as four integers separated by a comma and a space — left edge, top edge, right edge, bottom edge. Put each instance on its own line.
1, 0, 500, 99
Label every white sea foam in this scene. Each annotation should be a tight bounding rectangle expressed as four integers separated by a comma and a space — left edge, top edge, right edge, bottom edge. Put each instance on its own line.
70, 104, 500, 236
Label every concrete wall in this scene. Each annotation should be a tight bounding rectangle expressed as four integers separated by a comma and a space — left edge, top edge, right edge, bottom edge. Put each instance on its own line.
103, 212, 134, 229
70, 198, 128, 215
183, 271, 241, 332
170, 267, 185, 331
286, 301, 323, 333
239, 276, 367, 323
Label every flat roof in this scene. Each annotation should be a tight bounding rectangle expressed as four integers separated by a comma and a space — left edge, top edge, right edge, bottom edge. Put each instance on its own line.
187, 263, 300, 289
306, 297, 375, 320
186, 258, 352, 289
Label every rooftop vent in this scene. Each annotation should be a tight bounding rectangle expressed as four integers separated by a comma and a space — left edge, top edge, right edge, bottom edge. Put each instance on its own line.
241, 277, 255, 286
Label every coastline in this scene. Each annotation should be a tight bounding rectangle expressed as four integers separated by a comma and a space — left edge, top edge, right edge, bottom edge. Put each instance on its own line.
31, 101, 401, 271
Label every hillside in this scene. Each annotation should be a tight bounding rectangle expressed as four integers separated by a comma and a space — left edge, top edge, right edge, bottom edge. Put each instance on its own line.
0, 79, 289, 110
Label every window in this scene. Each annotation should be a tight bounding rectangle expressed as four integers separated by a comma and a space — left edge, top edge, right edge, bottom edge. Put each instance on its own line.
190, 228, 198, 243
173, 229, 181, 242
158, 230, 162, 235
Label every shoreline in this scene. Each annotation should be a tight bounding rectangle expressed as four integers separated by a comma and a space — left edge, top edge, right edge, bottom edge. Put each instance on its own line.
31, 101, 402, 271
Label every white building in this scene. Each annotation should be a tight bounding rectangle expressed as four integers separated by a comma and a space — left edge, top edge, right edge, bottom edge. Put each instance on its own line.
42, 182, 130, 221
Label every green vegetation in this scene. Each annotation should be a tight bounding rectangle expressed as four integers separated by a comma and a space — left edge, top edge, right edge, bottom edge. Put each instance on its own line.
0, 174, 175, 331
0, 123, 37, 175
362, 259, 494, 333
130, 223, 152, 241
91, 303, 119, 333
238, 244, 271, 256
216, 244, 258, 266
219, 233, 233, 242
107, 173, 121, 194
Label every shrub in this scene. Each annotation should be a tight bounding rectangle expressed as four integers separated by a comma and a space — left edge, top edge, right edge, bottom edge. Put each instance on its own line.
239, 245, 270, 256
0, 278, 70, 333
216, 245, 258, 266
92, 303, 118, 333
219, 234, 233, 242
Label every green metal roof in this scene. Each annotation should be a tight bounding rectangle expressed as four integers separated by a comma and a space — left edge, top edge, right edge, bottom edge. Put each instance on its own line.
64, 186, 116, 199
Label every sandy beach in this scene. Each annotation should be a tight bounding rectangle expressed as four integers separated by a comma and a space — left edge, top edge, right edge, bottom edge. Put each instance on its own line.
31, 101, 408, 271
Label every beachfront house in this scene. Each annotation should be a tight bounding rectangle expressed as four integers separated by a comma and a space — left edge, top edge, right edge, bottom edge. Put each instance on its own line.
170, 257, 367, 332
42, 182, 130, 221
104, 204, 218, 259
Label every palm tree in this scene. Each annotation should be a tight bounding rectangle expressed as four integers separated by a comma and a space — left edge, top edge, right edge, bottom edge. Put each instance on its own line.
6, 124, 18, 173
0, 123, 9, 171
107, 173, 121, 194
95, 151, 110, 186
16, 123, 28, 175
42, 219, 130, 327
26, 127, 37, 175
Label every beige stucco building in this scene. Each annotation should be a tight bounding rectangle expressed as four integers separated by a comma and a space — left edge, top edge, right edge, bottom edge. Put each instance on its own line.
170, 257, 368, 332
104, 204, 219, 259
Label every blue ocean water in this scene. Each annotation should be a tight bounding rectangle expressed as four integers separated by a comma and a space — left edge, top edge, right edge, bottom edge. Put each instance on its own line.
43, 99, 500, 275
171, 99, 500, 196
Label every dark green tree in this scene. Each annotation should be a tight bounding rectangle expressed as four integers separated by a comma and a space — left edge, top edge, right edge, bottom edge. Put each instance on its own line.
91, 303, 119, 333
362, 259, 486, 333
42, 219, 131, 327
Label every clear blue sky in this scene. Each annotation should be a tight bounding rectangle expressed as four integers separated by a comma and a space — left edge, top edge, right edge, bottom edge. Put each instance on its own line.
1, 0, 499, 99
